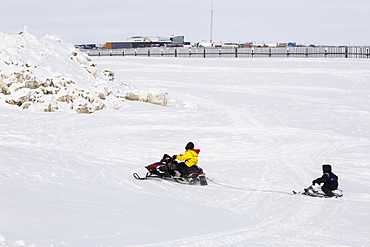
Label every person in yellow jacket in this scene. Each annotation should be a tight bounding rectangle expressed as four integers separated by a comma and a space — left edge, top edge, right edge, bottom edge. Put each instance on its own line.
173, 142, 200, 177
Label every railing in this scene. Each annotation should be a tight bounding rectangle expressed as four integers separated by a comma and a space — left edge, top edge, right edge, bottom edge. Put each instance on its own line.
85, 46, 370, 58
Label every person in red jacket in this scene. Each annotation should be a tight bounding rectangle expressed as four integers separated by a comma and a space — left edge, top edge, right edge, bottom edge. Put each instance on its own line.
173, 142, 200, 177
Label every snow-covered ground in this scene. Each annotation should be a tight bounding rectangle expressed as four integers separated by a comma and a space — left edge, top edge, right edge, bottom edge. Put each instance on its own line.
1, 52, 370, 245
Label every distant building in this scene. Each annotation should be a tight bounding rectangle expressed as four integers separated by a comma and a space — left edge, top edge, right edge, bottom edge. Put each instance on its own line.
222, 43, 239, 48
75, 44, 97, 49
106, 35, 185, 49
196, 42, 214, 48
264, 43, 278, 48
265, 42, 297, 48
241, 42, 253, 47
128, 36, 145, 42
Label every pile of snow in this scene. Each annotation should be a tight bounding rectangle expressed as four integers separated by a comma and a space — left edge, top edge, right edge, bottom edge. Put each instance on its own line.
0, 28, 168, 113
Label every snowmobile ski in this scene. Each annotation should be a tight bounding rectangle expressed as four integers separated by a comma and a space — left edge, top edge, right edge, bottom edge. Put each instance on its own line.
133, 172, 149, 180
133, 172, 207, 185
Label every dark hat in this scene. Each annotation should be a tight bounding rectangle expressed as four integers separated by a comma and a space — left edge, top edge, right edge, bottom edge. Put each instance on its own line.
185, 142, 194, 150
322, 164, 332, 172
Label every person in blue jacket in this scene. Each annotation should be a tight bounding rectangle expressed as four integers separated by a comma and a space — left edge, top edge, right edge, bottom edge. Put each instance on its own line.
312, 164, 338, 197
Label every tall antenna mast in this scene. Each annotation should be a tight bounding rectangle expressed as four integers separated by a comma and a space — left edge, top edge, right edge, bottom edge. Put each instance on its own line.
210, 0, 213, 43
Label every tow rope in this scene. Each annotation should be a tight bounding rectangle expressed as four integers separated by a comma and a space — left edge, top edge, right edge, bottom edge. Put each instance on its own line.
206, 177, 293, 195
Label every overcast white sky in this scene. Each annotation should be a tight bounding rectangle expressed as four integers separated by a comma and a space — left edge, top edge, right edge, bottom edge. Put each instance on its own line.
1, 0, 369, 46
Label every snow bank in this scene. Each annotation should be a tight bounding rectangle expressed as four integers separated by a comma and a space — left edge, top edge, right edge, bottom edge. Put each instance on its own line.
0, 235, 6, 247
0, 27, 167, 113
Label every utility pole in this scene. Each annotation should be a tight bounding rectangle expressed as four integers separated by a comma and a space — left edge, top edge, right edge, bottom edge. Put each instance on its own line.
210, 0, 213, 44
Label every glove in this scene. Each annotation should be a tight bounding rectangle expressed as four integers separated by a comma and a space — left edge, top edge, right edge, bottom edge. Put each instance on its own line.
172, 155, 177, 160
312, 180, 317, 185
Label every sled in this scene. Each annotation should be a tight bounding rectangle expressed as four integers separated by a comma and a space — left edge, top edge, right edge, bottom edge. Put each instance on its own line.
293, 185, 343, 198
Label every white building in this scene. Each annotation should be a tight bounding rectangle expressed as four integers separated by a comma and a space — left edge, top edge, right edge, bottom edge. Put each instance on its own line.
127, 36, 184, 45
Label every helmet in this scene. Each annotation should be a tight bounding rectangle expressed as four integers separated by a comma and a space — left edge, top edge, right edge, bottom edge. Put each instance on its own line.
322, 164, 332, 172
185, 142, 194, 150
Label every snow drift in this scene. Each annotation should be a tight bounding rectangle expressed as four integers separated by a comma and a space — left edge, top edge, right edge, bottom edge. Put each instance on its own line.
0, 28, 168, 113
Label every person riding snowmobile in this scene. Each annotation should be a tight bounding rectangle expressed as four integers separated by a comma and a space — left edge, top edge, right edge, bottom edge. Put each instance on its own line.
173, 142, 200, 177
312, 164, 339, 197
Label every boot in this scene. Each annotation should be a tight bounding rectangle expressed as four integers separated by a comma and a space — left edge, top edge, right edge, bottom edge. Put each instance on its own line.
172, 170, 182, 178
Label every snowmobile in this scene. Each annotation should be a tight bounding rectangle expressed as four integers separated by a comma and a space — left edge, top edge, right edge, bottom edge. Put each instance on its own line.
133, 154, 208, 186
293, 185, 343, 198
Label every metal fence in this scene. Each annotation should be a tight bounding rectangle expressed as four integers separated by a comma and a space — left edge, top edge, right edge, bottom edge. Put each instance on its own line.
85, 46, 370, 58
